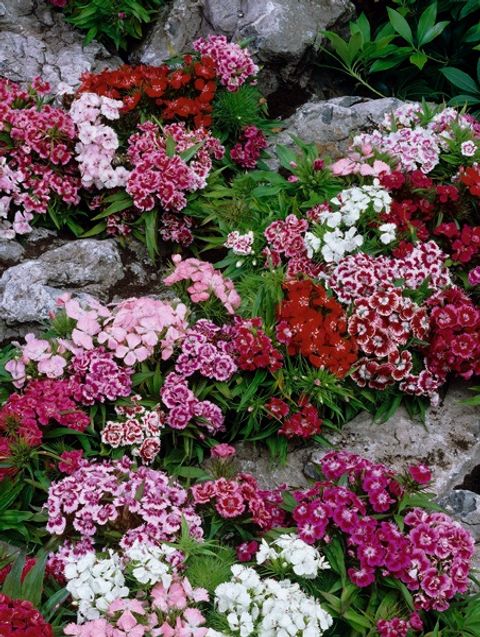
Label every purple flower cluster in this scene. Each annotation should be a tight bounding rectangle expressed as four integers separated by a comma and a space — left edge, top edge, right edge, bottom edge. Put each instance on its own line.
71, 347, 133, 405
46, 456, 203, 550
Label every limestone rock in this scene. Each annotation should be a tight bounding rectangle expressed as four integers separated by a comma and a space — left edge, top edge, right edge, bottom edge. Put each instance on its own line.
0, 239, 123, 325
273, 96, 404, 157
0, 0, 120, 91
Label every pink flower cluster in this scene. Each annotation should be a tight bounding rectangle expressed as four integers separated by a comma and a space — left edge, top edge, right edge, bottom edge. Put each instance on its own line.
0, 77, 80, 237
126, 121, 224, 212
263, 214, 322, 278
101, 395, 164, 463
191, 473, 286, 530
163, 255, 241, 314
161, 372, 224, 433
69, 92, 130, 190
175, 320, 238, 381
225, 230, 255, 255
426, 287, 480, 380
348, 289, 431, 392
65, 577, 209, 637
46, 456, 203, 549
291, 451, 474, 612
192, 35, 259, 91
5, 333, 67, 387
230, 125, 268, 168
329, 240, 451, 304
71, 347, 133, 405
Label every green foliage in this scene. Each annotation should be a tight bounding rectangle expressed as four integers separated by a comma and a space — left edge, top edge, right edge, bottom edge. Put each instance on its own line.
184, 546, 236, 593
213, 85, 274, 138
317, 1, 480, 111
60, 0, 164, 51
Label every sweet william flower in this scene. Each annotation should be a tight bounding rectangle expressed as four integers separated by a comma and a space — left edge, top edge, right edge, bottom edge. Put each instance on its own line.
408, 464, 432, 484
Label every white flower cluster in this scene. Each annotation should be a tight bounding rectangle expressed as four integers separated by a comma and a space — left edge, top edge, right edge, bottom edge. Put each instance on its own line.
64, 551, 129, 622
255, 534, 330, 579
209, 564, 333, 637
305, 183, 393, 263
125, 539, 179, 586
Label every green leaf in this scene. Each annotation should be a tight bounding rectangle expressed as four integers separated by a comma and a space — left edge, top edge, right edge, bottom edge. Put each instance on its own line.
420, 21, 449, 46
21, 551, 47, 607
179, 142, 204, 163
387, 8, 414, 45
143, 209, 159, 259
449, 94, 480, 107
92, 194, 133, 220
165, 134, 176, 158
440, 67, 480, 95
2, 553, 25, 599
409, 51, 428, 70
416, 2, 437, 46
464, 23, 480, 44
81, 221, 108, 237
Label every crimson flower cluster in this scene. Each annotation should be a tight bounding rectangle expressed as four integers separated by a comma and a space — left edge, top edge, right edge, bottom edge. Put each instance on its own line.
226, 316, 283, 373
263, 214, 322, 278
349, 288, 429, 391
230, 125, 268, 169
0, 594, 53, 637
265, 397, 322, 439
0, 78, 80, 238
78, 57, 219, 127
291, 451, 474, 613
0, 379, 89, 479
276, 279, 358, 378
434, 222, 480, 264
426, 287, 480, 380
191, 473, 285, 530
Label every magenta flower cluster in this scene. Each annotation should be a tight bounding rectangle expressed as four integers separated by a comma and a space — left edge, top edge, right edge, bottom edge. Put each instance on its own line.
230, 125, 268, 169
71, 347, 133, 405
291, 451, 474, 612
126, 121, 224, 212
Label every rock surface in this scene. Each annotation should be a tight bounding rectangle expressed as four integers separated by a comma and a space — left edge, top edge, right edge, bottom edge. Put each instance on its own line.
439, 490, 480, 541
0, 0, 120, 91
0, 239, 123, 328
136, 0, 354, 92
273, 96, 404, 157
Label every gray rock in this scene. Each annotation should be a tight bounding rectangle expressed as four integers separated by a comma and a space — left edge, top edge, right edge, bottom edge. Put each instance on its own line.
0, 1, 121, 91
273, 96, 404, 157
311, 384, 480, 499
0, 239, 124, 325
0, 240, 25, 266
235, 442, 311, 490
439, 490, 480, 540
136, 0, 354, 90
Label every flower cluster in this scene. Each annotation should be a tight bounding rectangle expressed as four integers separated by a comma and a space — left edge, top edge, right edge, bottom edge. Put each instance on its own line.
276, 280, 357, 377
192, 35, 259, 91
163, 255, 241, 314
256, 533, 330, 579
225, 230, 255, 256
264, 214, 321, 278
160, 211, 194, 246
426, 287, 480, 380
126, 121, 224, 213
329, 240, 451, 304
46, 456, 203, 549
79, 56, 220, 127
266, 397, 323, 439
0, 77, 80, 238
69, 92, 129, 189
348, 288, 430, 392
227, 317, 283, 373
230, 125, 268, 168
290, 451, 474, 612
210, 564, 333, 637
101, 396, 164, 463
0, 594, 53, 637
191, 473, 286, 530
71, 347, 133, 405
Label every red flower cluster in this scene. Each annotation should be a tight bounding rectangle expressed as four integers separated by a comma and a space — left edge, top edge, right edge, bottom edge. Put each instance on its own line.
426, 287, 480, 380
79, 57, 218, 127
191, 473, 286, 530
230, 125, 268, 169
228, 317, 283, 373
349, 289, 429, 391
460, 165, 480, 196
265, 397, 322, 439
0, 594, 53, 637
434, 223, 480, 264
276, 280, 357, 378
